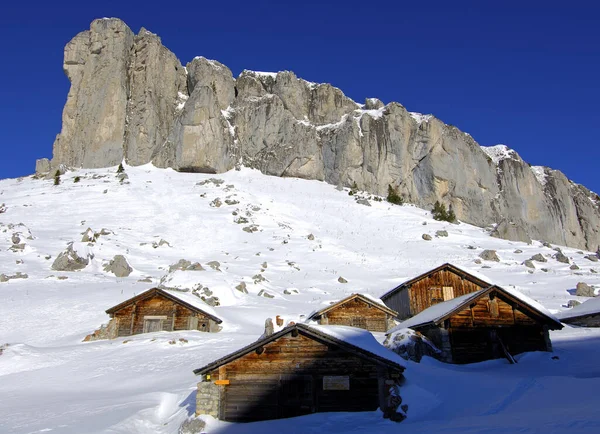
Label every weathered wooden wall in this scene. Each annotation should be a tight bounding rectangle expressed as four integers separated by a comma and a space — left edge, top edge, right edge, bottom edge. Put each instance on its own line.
408, 270, 486, 317
319, 298, 392, 331
200, 333, 401, 422
113, 294, 215, 337
419, 290, 551, 364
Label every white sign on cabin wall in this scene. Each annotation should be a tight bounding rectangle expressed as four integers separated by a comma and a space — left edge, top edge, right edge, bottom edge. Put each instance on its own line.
323, 375, 350, 390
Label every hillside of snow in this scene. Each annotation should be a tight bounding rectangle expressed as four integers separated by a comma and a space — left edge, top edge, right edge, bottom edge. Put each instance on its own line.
1, 164, 600, 434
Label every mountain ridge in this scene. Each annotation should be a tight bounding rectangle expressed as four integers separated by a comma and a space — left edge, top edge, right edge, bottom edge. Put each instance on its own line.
36, 18, 600, 250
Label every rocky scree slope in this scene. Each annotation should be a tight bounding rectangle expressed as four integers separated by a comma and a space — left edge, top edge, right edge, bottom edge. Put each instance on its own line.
37, 18, 600, 250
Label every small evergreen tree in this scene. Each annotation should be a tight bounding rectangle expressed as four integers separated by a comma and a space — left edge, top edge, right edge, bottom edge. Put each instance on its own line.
117, 163, 125, 174
348, 181, 359, 196
73, 176, 81, 183
387, 184, 404, 205
53, 170, 61, 186
431, 201, 456, 222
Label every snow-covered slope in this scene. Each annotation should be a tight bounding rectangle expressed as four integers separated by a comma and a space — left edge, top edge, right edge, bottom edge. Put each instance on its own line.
1, 164, 600, 433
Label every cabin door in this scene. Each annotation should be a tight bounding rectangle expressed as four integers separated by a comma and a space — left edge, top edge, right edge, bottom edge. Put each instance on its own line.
143, 318, 162, 333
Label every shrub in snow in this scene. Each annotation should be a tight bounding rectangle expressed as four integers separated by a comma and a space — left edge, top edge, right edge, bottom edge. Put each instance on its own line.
387, 184, 404, 205
431, 201, 455, 222
116, 163, 125, 174
53, 170, 61, 186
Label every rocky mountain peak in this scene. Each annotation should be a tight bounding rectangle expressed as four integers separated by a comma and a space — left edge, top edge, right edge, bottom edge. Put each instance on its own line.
36, 18, 600, 251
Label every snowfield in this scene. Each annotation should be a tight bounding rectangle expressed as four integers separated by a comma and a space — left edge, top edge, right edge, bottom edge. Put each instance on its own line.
1, 164, 600, 433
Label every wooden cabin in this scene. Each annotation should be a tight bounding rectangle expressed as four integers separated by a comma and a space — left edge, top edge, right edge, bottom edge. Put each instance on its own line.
381, 263, 491, 320
557, 297, 600, 327
105, 287, 222, 337
193, 323, 405, 422
307, 293, 399, 332
387, 285, 563, 364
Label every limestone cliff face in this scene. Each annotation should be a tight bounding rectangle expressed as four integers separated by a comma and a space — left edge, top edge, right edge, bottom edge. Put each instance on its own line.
39, 18, 600, 251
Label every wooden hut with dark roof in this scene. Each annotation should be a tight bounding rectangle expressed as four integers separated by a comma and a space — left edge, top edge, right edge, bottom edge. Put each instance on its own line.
381, 263, 492, 320
387, 285, 563, 364
105, 287, 222, 337
556, 297, 600, 327
307, 293, 399, 332
193, 323, 405, 422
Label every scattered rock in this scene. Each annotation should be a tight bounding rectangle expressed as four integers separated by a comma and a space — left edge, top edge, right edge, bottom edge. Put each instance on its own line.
422, 234, 432, 241
567, 300, 581, 308
592, 269, 598, 274
169, 259, 192, 272
584, 255, 598, 262
138, 277, 153, 283
466, 245, 476, 250
258, 290, 275, 299
514, 249, 523, 254
207, 261, 221, 271
543, 242, 552, 248
479, 250, 500, 262
261, 262, 268, 269
235, 282, 248, 294
117, 173, 129, 182
540, 268, 549, 272
435, 230, 448, 237
384, 329, 441, 363
253, 274, 267, 284
338, 276, 348, 284
209, 198, 222, 208
356, 198, 371, 206
234, 216, 249, 224
0, 272, 28, 282
9, 243, 25, 252
81, 228, 97, 242
224, 199, 239, 205
530, 253, 547, 263
307, 234, 315, 240
57, 275, 68, 280
243, 225, 259, 233
52, 243, 91, 271
575, 282, 595, 297
198, 178, 224, 186
0, 203, 6, 213
284, 288, 299, 295
554, 252, 570, 264
103, 255, 133, 277
570, 264, 580, 270
152, 239, 171, 248
179, 418, 206, 434
474, 259, 482, 264
11, 233, 21, 244
523, 260, 535, 269
263, 318, 275, 336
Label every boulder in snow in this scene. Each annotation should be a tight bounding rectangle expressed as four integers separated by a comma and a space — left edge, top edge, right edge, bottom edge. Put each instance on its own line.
479, 249, 500, 262
51, 243, 91, 271
575, 282, 595, 297
103, 255, 133, 277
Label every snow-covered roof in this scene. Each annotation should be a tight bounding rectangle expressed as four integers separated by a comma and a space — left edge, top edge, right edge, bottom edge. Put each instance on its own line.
161, 289, 221, 321
106, 287, 222, 323
389, 291, 483, 331
194, 323, 405, 375
307, 324, 406, 367
306, 293, 397, 320
388, 285, 562, 333
556, 297, 600, 321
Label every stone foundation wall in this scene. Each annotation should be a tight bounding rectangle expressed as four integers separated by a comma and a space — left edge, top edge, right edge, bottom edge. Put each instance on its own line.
196, 381, 220, 417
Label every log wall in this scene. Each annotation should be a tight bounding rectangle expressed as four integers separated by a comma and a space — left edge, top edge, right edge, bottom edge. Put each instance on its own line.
319, 298, 392, 331
199, 332, 402, 422
408, 269, 486, 317
113, 294, 216, 336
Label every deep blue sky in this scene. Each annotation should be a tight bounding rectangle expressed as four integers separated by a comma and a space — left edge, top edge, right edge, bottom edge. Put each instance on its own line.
2, 1, 599, 193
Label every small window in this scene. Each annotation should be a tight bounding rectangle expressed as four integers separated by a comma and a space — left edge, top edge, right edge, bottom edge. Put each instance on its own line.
442, 286, 454, 300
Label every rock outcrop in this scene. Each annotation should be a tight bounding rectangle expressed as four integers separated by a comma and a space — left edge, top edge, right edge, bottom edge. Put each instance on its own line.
38, 18, 600, 251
